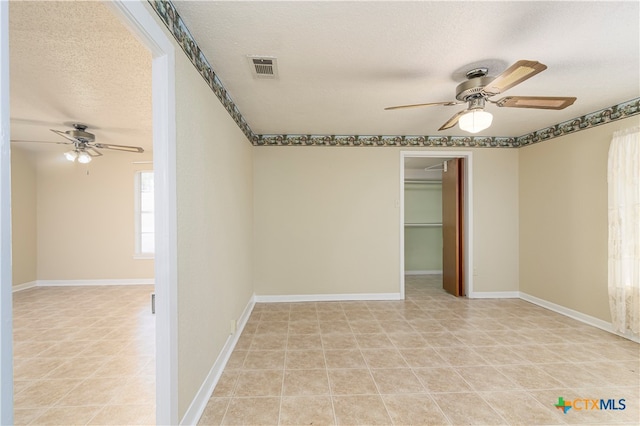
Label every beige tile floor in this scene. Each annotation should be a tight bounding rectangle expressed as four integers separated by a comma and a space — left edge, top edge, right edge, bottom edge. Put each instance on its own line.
13, 285, 155, 425
199, 275, 639, 425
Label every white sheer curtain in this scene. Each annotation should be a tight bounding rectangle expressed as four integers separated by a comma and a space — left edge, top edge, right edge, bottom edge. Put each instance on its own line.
608, 126, 640, 335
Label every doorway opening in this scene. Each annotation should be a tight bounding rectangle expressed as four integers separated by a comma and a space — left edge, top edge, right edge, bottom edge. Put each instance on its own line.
0, 1, 177, 423
399, 151, 474, 299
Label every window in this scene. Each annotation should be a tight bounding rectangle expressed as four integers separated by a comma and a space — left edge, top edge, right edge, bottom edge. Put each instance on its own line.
135, 171, 154, 257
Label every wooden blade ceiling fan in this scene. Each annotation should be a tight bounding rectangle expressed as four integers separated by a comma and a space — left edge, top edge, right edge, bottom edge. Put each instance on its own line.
385, 60, 576, 133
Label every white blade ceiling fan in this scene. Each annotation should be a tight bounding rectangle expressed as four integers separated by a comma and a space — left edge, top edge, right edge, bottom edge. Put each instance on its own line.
11, 123, 144, 163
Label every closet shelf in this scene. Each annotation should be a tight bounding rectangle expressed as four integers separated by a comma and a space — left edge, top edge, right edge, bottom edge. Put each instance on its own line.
405, 223, 442, 227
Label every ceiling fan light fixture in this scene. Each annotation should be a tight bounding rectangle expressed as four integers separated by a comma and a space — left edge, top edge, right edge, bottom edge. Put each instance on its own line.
64, 150, 78, 162
77, 151, 92, 164
459, 109, 493, 133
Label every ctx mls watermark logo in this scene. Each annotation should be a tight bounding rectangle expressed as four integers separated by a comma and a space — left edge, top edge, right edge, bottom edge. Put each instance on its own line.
554, 397, 626, 414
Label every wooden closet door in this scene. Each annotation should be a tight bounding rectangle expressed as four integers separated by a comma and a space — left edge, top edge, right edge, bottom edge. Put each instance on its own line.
442, 158, 465, 296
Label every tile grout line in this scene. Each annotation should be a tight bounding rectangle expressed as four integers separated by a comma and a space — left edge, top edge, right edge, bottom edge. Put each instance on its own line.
424, 393, 456, 426
362, 305, 398, 425
380, 299, 457, 425
203, 276, 638, 425
276, 306, 291, 426
322, 304, 340, 426
475, 389, 551, 426
219, 306, 257, 425
216, 359, 238, 425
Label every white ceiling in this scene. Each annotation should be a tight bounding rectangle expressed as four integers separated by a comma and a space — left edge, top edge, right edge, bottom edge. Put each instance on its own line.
404, 156, 448, 181
175, 0, 639, 137
9, 1, 152, 153
7, 1, 640, 150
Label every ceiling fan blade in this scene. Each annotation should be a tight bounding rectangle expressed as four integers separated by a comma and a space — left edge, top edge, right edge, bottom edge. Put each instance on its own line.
384, 101, 462, 111
93, 143, 144, 153
494, 96, 576, 110
438, 109, 468, 131
482, 60, 547, 95
50, 129, 80, 143
86, 147, 103, 157
10, 139, 72, 145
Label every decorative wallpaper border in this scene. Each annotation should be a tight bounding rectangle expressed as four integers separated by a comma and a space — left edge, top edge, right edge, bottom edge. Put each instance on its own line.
148, 0, 256, 141
254, 98, 640, 147
148, 1, 639, 148
515, 98, 640, 147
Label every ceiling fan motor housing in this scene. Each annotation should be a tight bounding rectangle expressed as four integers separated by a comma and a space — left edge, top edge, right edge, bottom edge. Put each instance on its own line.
67, 124, 95, 143
455, 76, 493, 101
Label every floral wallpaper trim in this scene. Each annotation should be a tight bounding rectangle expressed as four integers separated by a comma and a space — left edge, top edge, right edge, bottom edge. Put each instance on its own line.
147, 0, 256, 141
515, 98, 640, 147
253, 98, 640, 147
253, 134, 518, 148
148, 1, 638, 148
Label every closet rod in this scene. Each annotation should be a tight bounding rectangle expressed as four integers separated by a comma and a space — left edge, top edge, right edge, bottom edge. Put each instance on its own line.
404, 180, 441, 184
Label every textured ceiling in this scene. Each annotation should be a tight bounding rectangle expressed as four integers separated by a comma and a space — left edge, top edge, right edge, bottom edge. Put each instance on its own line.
9, 1, 152, 154
8, 1, 639, 152
405, 156, 448, 181
174, 0, 640, 138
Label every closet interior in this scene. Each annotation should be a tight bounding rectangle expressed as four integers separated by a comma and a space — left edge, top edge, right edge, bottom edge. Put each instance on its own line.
403, 158, 449, 276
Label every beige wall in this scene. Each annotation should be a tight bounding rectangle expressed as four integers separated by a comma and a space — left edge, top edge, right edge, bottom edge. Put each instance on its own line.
254, 148, 400, 296
155, 19, 255, 419
519, 116, 640, 321
35, 150, 154, 280
253, 146, 520, 296
139, 4, 255, 419
11, 146, 37, 286
472, 148, 520, 293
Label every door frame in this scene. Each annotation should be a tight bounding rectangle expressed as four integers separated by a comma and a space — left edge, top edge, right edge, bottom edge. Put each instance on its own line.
105, 2, 178, 424
0, 2, 13, 423
0, 1, 179, 424
399, 151, 474, 299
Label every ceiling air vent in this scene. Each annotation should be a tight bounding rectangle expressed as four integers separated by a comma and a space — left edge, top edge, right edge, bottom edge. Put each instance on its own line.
248, 56, 279, 79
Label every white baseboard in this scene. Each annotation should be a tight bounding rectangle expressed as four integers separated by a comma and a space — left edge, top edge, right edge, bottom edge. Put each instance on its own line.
13, 279, 154, 292
519, 292, 639, 343
12, 281, 38, 293
405, 270, 442, 276
36, 278, 155, 287
174, 287, 636, 424
254, 292, 402, 303
180, 294, 256, 425
468, 291, 520, 299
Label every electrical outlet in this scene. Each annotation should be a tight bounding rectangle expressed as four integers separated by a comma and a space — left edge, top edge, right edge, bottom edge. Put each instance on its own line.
230, 319, 237, 334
